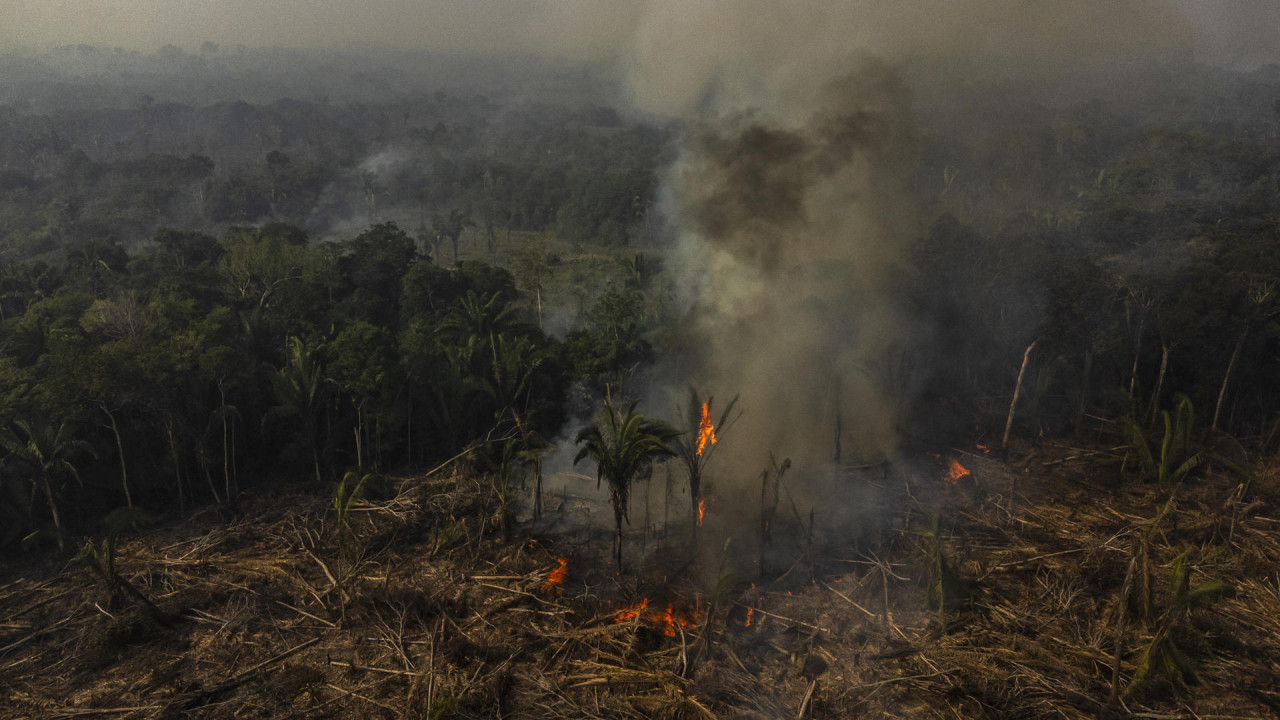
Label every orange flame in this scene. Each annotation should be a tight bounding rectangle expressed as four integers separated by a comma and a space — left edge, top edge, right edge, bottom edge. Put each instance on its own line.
613, 598, 649, 623
658, 602, 703, 636
744, 607, 754, 627
612, 598, 703, 636
975, 443, 990, 454
696, 497, 706, 527
944, 457, 970, 484
540, 557, 568, 591
696, 401, 717, 456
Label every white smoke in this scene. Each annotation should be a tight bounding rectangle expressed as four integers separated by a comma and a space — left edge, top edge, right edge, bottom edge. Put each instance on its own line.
623, 0, 1199, 480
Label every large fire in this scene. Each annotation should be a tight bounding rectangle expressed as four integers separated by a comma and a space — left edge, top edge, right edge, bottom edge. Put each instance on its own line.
540, 557, 568, 592
944, 457, 970, 484
613, 598, 703, 637
695, 401, 717, 456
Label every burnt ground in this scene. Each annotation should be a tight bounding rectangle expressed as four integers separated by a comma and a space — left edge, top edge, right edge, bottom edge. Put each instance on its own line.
1, 440, 1279, 719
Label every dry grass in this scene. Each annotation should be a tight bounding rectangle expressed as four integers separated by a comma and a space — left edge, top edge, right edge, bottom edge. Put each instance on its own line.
1, 445, 1278, 719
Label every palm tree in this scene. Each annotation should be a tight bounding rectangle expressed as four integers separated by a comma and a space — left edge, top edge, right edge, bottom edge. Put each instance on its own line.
481, 333, 553, 519
574, 397, 677, 571
482, 334, 542, 425
433, 208, 474, 266
1, 418, 95, 548
670, 388, 738, 539
438, 291, 519, 346
264, 336, 332, 483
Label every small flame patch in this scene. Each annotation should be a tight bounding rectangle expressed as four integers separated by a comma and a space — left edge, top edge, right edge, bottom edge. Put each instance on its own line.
944, 457, 970, 484
612, 598, 703, 636
540, 557, 568, 592
613, 598, 649, 623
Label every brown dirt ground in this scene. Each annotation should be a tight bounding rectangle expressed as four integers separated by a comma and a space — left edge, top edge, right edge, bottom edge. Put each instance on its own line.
1, 441, 1278, 719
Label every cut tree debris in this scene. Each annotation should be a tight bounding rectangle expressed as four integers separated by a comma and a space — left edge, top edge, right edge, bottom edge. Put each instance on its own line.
0, 446, 1278, 719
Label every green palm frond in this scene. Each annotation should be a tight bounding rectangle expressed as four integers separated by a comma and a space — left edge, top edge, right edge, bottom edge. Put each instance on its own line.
1117, 416, 1157, 479
574, 396, 676, 569
1117, 394, 1249, 487
1127, 550, 1234, 697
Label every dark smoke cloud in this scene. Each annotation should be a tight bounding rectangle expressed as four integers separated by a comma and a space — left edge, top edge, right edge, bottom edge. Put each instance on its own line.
684, 72, 904, 274
660, 65, 914, 473
628, 0, 1278, 483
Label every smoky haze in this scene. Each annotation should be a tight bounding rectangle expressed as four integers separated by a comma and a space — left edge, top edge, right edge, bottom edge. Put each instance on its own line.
0, 1, 644, 61
6, 0, 1280, 547
662, 67, 915, 470
626, 0, 1271, 486
3, 1, 1279, 70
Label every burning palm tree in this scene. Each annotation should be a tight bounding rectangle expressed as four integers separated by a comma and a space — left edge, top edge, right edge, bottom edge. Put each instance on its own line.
671, 388, 739, 539
574, 397, 677, 571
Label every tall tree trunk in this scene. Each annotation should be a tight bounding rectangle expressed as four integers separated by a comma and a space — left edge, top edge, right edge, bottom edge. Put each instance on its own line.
201, 443, 222, 505
40, 475, 63, 549
103, 405, 132, 508
230, 412, 238, 496
759, 469, 770, 581
354, 403, 364, 471
406, 395, 413, 469
1149, 343, 1169, 428
309, 413, 322, 484
689, 469, 701, 543
614, 504, 624, 572
1213, 328, 1247, 431
663, 462, 671, 537
1074, 349, 1092, 436
1128, 318, 1145, 410
1002, 340, 1038, 455
166, 421, 184, 512
533, 455, 543, 520
642, 472, 651, 552
218, 382, 231, 502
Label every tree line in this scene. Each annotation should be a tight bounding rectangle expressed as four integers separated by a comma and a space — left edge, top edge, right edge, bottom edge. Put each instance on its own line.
0, 91, 670, 264
0, 221, 651, 549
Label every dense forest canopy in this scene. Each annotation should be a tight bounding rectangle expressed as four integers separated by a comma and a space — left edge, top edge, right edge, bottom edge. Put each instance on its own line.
3, 4, 1280, 714
0, 40, 1279, 549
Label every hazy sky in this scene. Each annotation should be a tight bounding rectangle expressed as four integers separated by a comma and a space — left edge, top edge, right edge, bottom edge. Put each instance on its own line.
0, 1, 1276, 70
0, 1, 645, 59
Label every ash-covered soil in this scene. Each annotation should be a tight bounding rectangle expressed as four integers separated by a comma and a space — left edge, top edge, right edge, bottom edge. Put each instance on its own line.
1, 444, 1278, 719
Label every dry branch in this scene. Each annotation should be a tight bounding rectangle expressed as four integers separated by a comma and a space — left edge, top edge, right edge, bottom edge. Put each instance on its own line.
1003, 340, 1038, 453
49, 706, 160, 718
329, 659, 420, 676
200, 637, 320, 697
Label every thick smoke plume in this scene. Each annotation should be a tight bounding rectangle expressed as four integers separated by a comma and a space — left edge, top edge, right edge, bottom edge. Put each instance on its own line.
666, 67, 914, 471
626, 0, 1202, 480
